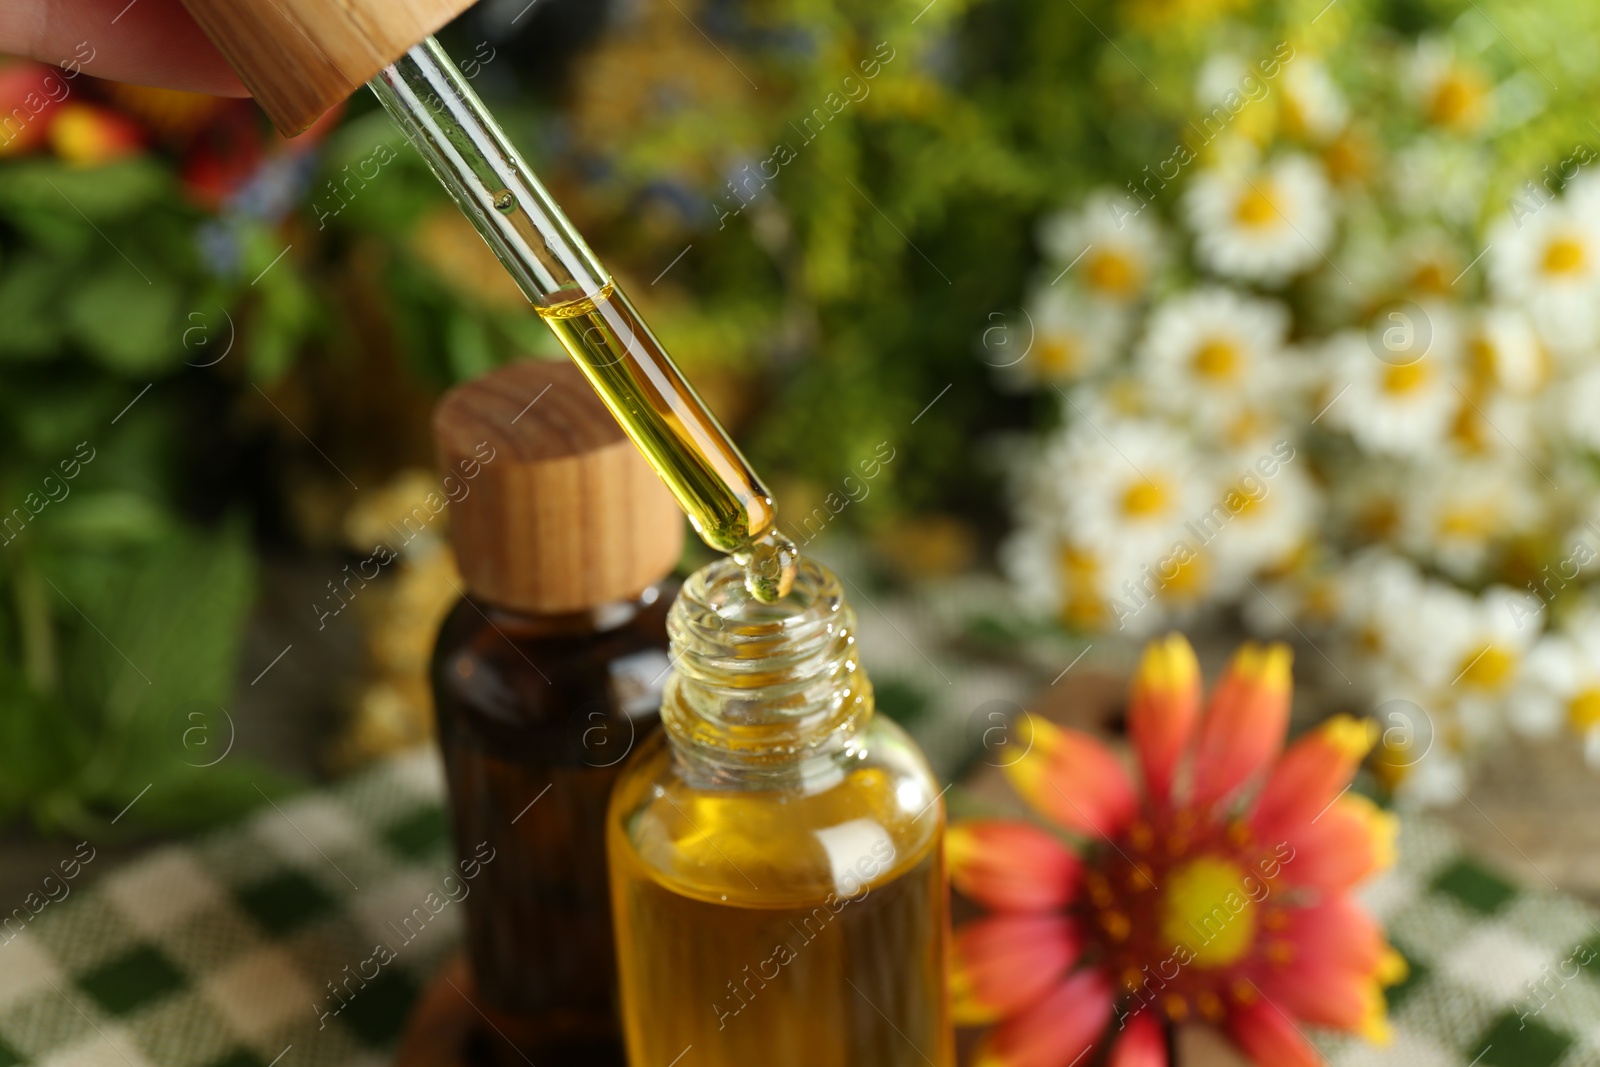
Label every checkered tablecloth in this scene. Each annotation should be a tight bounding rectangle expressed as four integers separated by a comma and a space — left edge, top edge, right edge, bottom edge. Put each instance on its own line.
2, 748, 1597, 1067
1320, 815, 1600, 1067
0, 753, 457, 1067
2, 562, 1596, 1067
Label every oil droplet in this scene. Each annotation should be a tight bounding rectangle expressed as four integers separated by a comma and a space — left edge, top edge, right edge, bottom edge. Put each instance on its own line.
493, 190, 516, 213
737, 530, 798, 603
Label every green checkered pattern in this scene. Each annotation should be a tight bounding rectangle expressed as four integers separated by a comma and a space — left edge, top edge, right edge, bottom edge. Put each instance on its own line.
2, 556, 1596, 1067
1318, 814, 1600, 1067
1, 752, 1595, 1067
0, 753, 456, 1067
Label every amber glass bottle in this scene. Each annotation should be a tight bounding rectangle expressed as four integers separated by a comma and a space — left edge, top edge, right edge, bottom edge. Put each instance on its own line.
430, 361, 683, 1066
607, 555, 953, 1067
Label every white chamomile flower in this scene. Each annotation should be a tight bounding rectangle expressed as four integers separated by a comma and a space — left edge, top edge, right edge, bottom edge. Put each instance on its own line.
1338, 556, 1461, 689
1430, 584, 1544, 736
1206, 457, 1317, 589
1195, 53, 1248, 108
1487, 183, 1600, 356
1558, 367, 1600, 452
1553, 508, 1600, 582
1394, 228, 1467, 297
1004, 425, 1210, 636
1281, 58, 1349, 142
1398, 461, 1539, 578
1320, 306, 1462, 458
1046, 417, 1211, 568
1325, 461, 1407, 547
1446, 390, 1539, 467
1467, 305, 1549, 394
1564, 169, 1600, 223
1025, 419, 1222, 638
1408, 37, 1493, 134
1093, 537, 1214, 639
998, 518, 1088, 620
1517, 607, 1600, 761
1036, 190, 1165, 304
1184, 154, 1334, 284
1137, 287, 1290, 433
985, 284, 1128, 391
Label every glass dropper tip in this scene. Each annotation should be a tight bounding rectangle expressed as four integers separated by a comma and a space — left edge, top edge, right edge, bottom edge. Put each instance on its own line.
735, 530, 799, 603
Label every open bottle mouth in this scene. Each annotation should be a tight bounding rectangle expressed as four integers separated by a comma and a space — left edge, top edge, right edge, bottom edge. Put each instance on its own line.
662, 556, 873, 771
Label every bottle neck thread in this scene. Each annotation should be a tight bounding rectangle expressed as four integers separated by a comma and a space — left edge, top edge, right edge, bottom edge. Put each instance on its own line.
661, 556, 872, 781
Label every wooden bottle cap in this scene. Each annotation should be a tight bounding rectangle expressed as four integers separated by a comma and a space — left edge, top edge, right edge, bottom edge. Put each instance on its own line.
176, 0, 477, 134
434, 360, 683, 615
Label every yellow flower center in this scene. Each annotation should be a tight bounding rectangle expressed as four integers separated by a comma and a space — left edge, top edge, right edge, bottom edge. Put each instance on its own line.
1570, 688, 1600, 731
1281, 96, 1304, 136
1057, 542, 1099, 581
1086, 248, 1142, 297
1410, 260, 1450, 294
1158, 550, 1209, 600
1056, 543, 1106, 629
1037, 335, 1081, 376
1233, 183, 1279, 228
1161, 856, 1257, 969
1224, 408, 1265, 446
1323, 128, 1373, 186
1542, 235, 1587, 277
1192, 338, 1242, 380
1458, 644, 1515, 690
1427, 70, 1486, 130
1122, 479, 1172, 518
1382, 359, 1431, 395
1449, 403, 1491, 452
1437, 505, 1495, 539
1467, 337, 1496, 380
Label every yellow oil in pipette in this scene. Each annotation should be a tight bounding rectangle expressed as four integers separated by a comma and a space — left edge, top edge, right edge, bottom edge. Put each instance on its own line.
536, 282, 798, 602
371, 44, 798, 600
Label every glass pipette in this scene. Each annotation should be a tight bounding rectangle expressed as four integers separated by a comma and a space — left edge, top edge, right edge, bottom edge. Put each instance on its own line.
370, 37, 797, 601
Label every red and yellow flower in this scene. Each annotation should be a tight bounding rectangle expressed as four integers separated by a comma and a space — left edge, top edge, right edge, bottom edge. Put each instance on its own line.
950, 634, 1403, 1067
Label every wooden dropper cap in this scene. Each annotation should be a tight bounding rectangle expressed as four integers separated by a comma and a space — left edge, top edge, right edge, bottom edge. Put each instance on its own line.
176, 0, 478, 134
434, 361, 684, 615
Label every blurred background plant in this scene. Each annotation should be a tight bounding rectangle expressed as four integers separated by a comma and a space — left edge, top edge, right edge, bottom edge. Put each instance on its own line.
1, 0, 1595, 834
993, 0, 1600, 807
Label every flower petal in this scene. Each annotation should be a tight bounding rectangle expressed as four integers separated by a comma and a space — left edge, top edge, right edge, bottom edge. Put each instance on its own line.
1107, 1012, 1167, 1067
1282, 794, 1397, 894
953, 913, 1082, 1025
1265, 958, 1391, 1041
947, 820, 1083, 912
1129, 633, 1201, 804
1190, 643, 1293, 810
1276, 898, 1385, 975
48, 103, 146, 166
1004, 715, 1138, 838
1251, 715, 1376, 842
1227, 998, 1325, 1067
974, 968, 1113, 1067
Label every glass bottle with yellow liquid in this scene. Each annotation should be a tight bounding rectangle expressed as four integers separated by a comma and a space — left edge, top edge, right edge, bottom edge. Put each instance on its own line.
607, 555, 952, 1067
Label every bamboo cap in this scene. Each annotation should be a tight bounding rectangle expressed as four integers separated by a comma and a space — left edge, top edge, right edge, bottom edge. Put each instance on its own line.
434, 361, 683, 614
177, 0, 477, 134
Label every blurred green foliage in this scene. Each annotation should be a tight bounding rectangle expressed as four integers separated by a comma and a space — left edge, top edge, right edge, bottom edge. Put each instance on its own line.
0, 157, 297, 834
